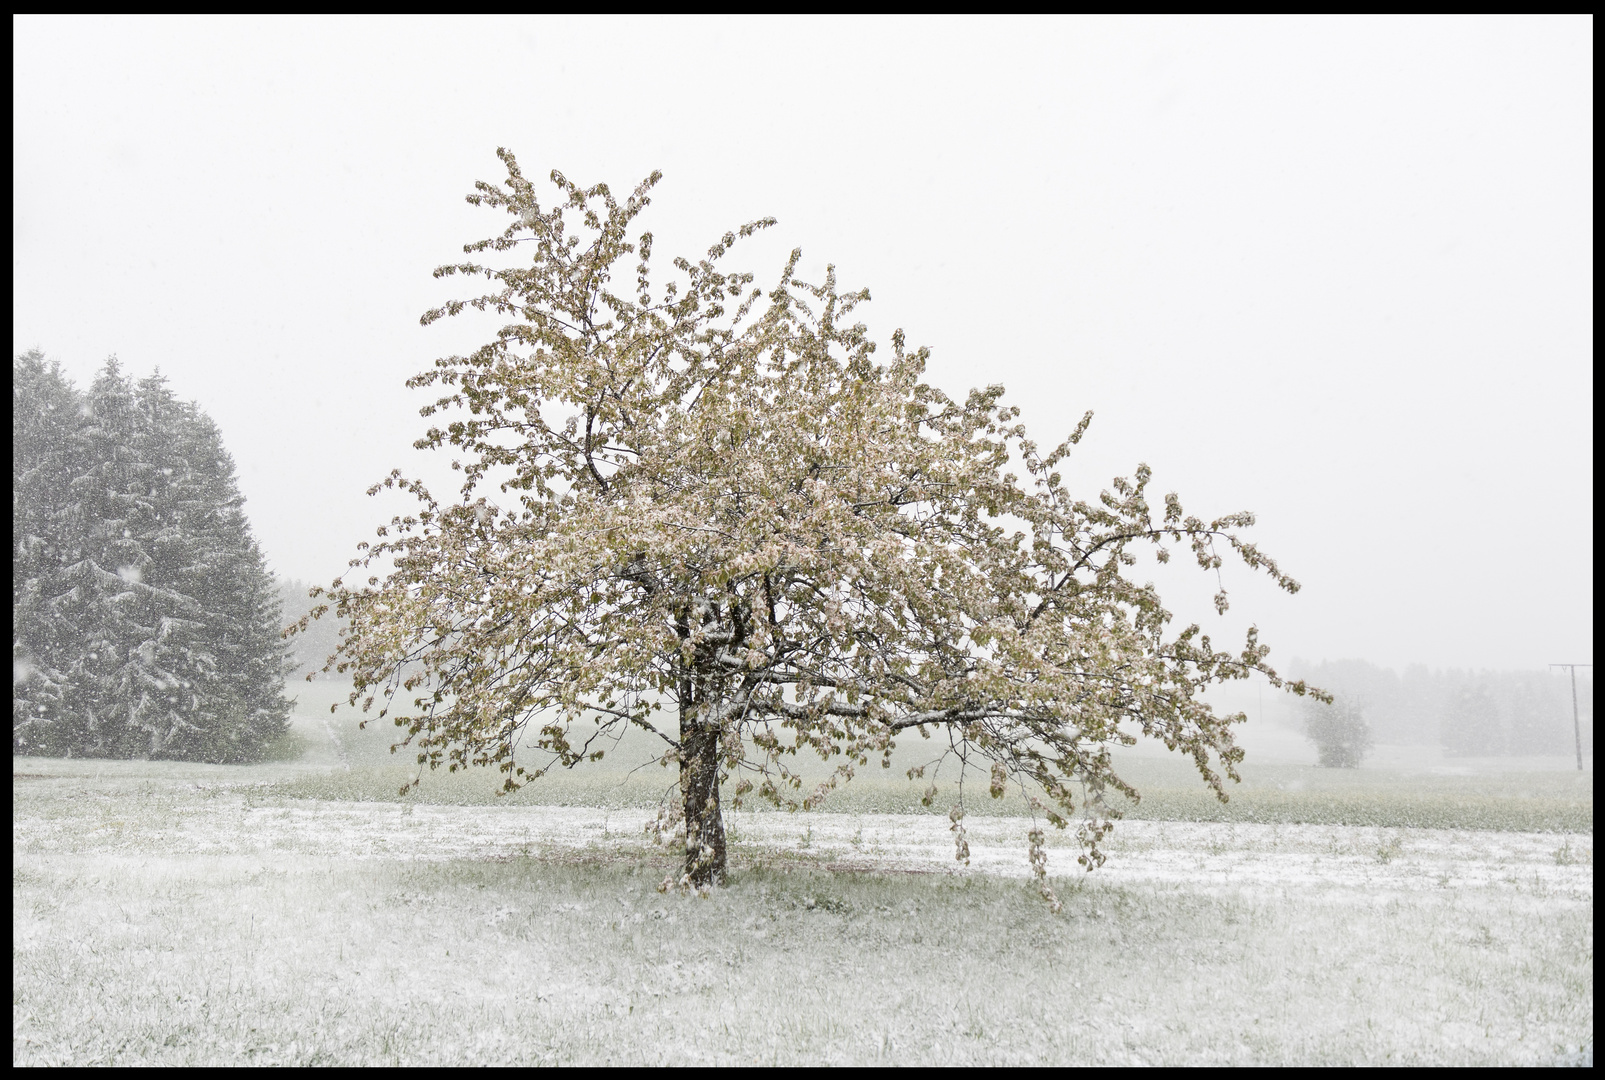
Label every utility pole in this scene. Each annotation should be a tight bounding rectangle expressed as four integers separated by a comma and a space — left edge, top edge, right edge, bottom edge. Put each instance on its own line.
1549, 664, 1591, 771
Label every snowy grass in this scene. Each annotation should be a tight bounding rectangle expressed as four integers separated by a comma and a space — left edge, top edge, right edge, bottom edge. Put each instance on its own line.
263, 758, 1593, 833
258, 680, 1594, 833
13, 689, 1593, 1065
13, 762, 1594, 1065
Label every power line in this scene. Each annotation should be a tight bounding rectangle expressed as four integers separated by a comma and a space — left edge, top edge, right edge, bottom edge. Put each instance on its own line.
1549, 664, 1592, 771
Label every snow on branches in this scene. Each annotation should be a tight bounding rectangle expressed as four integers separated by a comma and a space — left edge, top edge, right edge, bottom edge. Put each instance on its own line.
316, 150, 1320, 889
13, 353, 291, 761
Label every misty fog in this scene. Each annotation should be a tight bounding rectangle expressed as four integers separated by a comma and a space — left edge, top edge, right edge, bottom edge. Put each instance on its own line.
13, 15, 1591, 1069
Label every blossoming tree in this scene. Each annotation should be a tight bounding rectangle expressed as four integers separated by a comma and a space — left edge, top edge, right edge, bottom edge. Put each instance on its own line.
307, 150, 1318, 898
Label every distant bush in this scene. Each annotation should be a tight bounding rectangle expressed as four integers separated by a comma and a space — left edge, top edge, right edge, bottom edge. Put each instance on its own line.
1300, 694, 1373, 768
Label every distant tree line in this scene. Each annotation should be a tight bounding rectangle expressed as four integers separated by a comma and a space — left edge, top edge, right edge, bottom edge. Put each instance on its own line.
1289, 658, 1591, 759
275, 577, 345, 681
13, 351, 291, 761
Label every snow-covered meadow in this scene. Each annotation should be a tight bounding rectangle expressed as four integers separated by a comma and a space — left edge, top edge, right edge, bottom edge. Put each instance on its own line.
12, 686, 1594, 1066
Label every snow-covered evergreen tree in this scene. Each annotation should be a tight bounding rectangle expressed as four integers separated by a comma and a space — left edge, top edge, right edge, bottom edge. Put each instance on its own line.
11, 355, 291, 761
154, 392, 292, 759
12, 351, 86, 752
50, 358, 151, 755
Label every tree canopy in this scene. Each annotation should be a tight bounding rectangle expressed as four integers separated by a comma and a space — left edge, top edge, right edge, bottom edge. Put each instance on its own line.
13, 352, 290, 761
311, 150, 1318, 896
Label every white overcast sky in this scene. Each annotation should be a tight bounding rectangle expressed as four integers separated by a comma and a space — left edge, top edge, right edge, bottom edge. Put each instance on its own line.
13, 16, 1592, 674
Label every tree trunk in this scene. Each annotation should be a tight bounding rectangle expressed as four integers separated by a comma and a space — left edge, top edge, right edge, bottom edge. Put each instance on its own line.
680, 701, 727, 887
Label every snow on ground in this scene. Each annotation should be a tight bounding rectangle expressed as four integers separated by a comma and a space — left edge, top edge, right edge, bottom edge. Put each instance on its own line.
13, 791, 1590, 904
14, 763, 1592, 1066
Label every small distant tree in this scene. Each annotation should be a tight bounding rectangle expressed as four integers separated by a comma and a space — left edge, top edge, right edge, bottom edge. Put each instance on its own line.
1300, 693, 1373, 768
310, 151, 1321, 896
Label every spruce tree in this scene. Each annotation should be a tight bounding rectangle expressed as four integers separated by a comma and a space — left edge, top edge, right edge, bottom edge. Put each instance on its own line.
11, 355, 291, 761
52, 358, 150, 755
12, 351, 86, 752
155, 393, 291, 760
